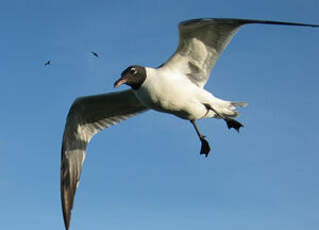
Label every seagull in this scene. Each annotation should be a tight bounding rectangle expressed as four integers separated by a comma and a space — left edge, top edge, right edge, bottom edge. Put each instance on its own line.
91, 51, 99, 57
44, 60, 50, 66
61, 18, 319, 229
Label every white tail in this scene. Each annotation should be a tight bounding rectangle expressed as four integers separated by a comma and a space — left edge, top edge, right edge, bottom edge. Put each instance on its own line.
219, 101, 248, 118
231, 102, 248, 108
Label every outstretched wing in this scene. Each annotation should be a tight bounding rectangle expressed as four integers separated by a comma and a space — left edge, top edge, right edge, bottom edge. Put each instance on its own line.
161, 18, 319, 88
61, 89, 147, 230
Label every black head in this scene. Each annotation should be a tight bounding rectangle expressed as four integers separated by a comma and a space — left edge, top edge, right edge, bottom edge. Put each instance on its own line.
114, 65, 146, 90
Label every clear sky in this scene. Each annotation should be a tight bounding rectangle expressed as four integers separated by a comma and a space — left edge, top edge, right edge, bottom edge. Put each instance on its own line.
1, 0, 319, 229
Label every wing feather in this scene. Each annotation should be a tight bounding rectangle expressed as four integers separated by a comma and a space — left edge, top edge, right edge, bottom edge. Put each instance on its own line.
61, 89, 147, 230
161, 18, 319, 88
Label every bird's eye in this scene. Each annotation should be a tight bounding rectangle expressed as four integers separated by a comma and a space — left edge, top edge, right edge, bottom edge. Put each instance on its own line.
130, 67, 137, 75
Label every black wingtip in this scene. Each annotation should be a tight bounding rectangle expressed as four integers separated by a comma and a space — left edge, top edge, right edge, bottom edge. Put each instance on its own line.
180, 18, 319, 28
61, 186, 72, 230
61, 153, 73, 230
63, 212, 70, 230
61, 183, 71, 230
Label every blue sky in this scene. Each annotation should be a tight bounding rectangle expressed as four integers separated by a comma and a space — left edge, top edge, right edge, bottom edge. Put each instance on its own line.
1, 0, 319, 229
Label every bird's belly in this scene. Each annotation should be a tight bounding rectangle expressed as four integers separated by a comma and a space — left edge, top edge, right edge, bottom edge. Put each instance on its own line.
134, 87, 207, 120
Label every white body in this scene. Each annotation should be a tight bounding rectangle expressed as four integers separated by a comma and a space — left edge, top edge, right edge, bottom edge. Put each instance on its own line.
134, 67, 237, 120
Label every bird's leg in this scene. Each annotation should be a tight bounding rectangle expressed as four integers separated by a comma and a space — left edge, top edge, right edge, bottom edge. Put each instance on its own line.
190, 120, 211, 157
203, 103, 243, 132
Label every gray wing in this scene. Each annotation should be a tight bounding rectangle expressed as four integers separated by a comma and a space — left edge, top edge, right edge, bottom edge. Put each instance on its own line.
161, 18, 319, 88
61, 89, 147, 230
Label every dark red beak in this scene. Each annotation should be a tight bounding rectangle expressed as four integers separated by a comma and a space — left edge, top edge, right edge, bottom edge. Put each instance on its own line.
114, 78, 127, 88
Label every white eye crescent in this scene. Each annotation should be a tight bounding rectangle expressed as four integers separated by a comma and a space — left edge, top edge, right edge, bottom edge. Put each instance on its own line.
130, 67, 137, 75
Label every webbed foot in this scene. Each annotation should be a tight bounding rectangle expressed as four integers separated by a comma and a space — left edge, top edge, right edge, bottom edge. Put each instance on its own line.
224, 118, 243, 132
200, 137, 211, 157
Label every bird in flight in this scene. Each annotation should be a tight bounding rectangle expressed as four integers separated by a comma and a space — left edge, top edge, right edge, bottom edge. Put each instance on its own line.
60, 18, 319, 229
91, 51, 99, 57
44, 60, 50, 66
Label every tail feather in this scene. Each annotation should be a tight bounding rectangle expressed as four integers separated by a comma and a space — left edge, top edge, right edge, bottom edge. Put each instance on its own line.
217, 101, 247, 118
204, 99, 247, 118
231, 102, 248, 108
224, 101, 247, 117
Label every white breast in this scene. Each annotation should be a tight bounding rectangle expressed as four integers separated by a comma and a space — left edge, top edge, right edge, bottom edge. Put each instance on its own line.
134, 67, 212, 120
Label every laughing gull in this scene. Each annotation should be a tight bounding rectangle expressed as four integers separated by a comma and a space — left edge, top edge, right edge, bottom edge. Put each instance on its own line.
61, 18, 319, 229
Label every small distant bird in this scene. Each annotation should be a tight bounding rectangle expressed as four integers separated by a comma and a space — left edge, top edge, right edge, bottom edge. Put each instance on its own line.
91, 51, 99, 57
61, 18, 319, 230
44, 60, 51, 66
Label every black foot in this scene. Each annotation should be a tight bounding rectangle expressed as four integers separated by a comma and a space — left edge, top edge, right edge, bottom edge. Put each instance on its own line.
200, 137, 211, 157
225, 118, 243, 132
